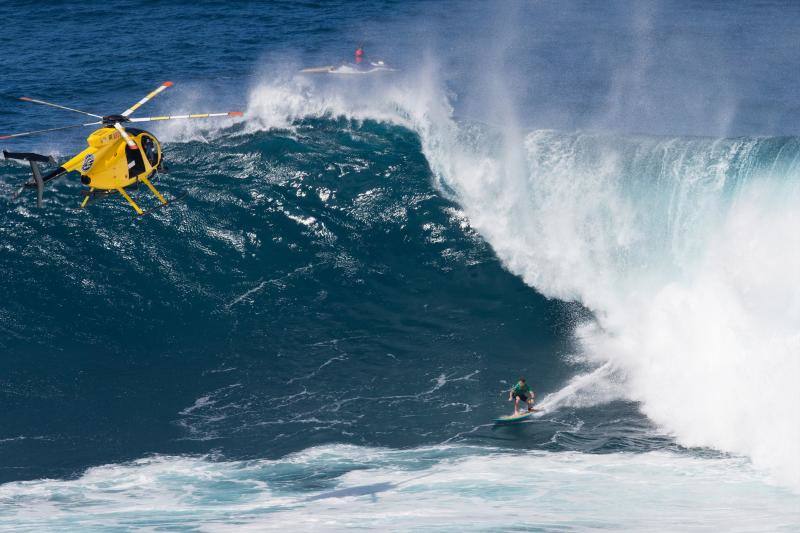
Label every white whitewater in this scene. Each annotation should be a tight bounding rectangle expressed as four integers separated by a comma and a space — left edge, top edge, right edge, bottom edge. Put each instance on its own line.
0, 445, 796, 531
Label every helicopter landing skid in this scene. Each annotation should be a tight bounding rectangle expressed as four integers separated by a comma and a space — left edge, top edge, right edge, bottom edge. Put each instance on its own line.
78, 187, 141, 211
79, 187, 114, 207
79, 176, 172, 216
137, 191, 188, 218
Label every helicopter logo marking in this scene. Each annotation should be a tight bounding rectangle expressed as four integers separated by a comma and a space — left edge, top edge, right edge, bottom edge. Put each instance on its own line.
82, 154, 94, 172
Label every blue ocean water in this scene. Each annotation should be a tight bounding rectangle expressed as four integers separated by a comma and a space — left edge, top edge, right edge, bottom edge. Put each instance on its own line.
1, 1, 799, 530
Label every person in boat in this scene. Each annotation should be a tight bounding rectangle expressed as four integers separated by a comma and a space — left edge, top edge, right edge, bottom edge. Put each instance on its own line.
508, 377, 535, 414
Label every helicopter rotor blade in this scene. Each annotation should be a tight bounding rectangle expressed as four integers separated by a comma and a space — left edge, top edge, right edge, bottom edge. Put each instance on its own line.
112, 122, 138, 149
127, 111, 243, 123
0, 121, 102, 140
18, 96, 102, 118
121, 81, 173, 117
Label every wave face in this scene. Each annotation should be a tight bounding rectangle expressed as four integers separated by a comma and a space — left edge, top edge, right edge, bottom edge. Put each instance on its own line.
0, 114, 578, 478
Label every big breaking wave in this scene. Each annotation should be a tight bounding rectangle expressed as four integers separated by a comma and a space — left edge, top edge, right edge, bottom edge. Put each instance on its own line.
211, 62, 800, 490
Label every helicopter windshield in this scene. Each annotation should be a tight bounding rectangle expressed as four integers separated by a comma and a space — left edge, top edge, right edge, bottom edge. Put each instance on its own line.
141, 135, 159, 167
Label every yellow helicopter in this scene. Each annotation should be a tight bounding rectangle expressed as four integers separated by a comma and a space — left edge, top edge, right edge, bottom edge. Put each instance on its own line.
1, 81, 242, 215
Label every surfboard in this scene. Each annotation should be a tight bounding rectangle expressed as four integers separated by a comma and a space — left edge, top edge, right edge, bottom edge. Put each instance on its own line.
299, 62, 397, 75
299, 65, 336, 73
493, 409, 539, 424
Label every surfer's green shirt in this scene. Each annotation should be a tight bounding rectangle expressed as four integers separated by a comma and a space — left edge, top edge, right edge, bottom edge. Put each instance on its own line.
511, 382, 532, 396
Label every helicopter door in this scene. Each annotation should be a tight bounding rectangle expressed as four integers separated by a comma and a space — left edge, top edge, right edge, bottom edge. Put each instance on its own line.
126, 142, 147, 177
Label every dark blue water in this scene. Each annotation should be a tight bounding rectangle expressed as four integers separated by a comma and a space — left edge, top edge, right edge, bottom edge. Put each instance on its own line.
1, 1, 799, 529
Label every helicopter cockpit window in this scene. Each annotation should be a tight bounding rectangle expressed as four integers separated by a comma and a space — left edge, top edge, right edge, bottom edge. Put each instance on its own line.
141, 136, 159, 167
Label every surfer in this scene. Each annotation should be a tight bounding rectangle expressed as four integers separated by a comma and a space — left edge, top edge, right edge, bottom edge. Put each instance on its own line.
508, 377, 535, 414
